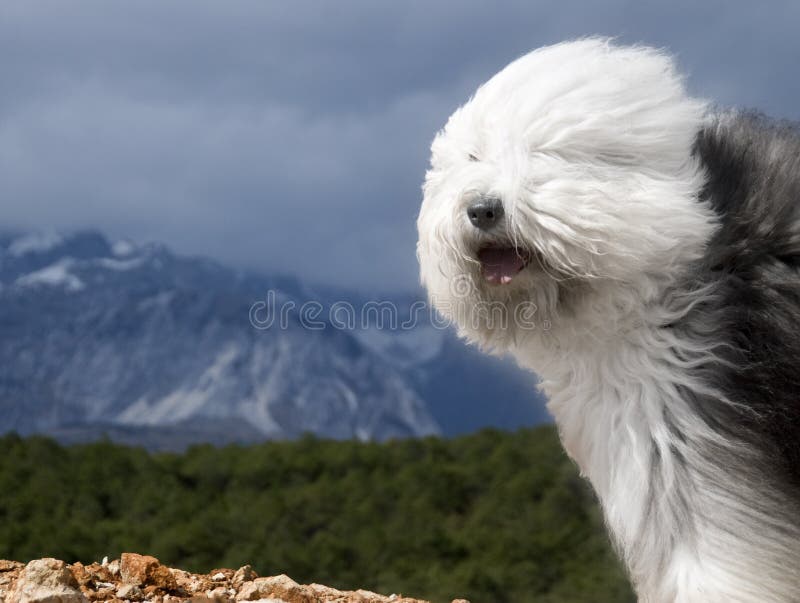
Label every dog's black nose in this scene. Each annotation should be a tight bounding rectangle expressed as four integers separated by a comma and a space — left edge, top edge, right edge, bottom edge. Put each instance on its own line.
467, 198, 504, 230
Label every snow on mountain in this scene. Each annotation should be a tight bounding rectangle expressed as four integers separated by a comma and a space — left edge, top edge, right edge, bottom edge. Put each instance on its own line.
14, 258, 85, 291
111, 238, 136, 257
7, 232, 65, 257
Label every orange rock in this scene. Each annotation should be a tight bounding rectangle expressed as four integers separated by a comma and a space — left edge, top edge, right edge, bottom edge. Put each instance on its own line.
85, 588, 115, 601
150, 565, 178, 592
119, 554, 177, 592
142, 584, 160, 597
82, 565, 114, 586
119, 554, 155, 587
70, 563, 92, 588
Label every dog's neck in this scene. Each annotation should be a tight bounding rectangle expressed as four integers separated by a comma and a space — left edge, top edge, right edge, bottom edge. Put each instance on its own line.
526, 305, 679, 503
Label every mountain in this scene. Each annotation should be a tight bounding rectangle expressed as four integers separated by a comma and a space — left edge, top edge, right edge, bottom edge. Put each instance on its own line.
0, 230, 548, 449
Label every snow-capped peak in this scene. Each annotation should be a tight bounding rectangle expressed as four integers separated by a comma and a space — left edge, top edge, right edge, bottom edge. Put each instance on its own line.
112, 239, 137, 257
8, 232, 64, 257
14, 258, 85, 292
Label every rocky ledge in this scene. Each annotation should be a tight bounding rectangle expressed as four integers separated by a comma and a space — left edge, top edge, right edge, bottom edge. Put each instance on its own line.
0, 555, 468, 603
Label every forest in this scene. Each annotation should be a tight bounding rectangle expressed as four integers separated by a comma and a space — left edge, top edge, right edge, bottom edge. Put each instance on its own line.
0, 426, 634, 603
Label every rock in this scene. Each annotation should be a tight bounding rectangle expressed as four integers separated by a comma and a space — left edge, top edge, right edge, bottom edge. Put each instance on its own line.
232, 582, 259, 602
105, 562, 119, 580
8, 558, 87, 603
119, 555, 154, 587
203, 586, 231, 603
170, 569, 205, 595
308, 584, 403, 603
0, 558, 441, 603
115, 584, 143, 601
68, 565, 90, 590
355, 590, 389, 603
231, 568, 256, 586
235, 575, 310, 603
0, 562, 23, 603
119, 555, 176, 592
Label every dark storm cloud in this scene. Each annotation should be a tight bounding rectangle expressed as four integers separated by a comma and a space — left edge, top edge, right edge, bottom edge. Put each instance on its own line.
1, 1, 798, 291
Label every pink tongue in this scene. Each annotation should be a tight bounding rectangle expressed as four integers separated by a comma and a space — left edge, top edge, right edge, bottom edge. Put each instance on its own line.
478, 247, 526, 284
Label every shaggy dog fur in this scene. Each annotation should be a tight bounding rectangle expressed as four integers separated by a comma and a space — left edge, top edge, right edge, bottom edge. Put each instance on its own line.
417, 38, 800, 602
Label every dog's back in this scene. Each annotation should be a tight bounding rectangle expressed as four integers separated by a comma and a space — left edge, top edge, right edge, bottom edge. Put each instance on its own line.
689, 113, 800, 492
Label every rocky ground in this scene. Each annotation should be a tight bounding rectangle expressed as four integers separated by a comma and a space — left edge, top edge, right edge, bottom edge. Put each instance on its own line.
0, 555, 469, 603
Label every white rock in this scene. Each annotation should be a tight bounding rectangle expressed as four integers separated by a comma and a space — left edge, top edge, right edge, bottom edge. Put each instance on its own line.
8, 558, 87, 603
204, 587, 230, 602
116, 584, 144, 601
106, 561, 120, 578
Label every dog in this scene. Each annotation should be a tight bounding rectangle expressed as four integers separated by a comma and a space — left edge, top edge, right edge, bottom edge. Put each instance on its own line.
417, 38, 800, 602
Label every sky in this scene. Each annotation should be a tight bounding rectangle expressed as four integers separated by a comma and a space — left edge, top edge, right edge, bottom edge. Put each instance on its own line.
1, 1, 799, 292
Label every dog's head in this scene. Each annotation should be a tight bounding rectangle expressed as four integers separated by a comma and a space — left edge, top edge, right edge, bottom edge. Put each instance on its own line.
417, 38, 714, 351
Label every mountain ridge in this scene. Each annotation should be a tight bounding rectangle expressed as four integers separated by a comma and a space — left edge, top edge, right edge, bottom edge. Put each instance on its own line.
0, 229, 548, 449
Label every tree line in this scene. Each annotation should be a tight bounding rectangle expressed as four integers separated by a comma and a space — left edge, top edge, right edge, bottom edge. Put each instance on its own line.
0, 426, 633, 603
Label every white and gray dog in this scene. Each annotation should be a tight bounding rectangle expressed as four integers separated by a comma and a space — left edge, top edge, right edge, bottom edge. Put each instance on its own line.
417, 38, 800, 602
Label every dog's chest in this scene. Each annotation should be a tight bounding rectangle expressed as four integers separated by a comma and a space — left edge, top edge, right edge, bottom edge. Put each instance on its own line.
545, 349, 664, 493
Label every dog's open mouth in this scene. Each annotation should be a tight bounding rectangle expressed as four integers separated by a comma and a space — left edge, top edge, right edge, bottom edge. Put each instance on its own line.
477, 246, 530, 285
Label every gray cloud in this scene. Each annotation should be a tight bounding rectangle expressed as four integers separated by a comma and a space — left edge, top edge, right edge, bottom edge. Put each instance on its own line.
1, 0, 798, 291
